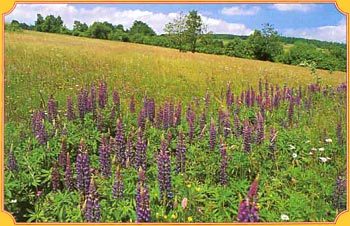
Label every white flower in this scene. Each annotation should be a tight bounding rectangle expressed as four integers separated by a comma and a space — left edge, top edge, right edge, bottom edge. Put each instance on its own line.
305, 140, 310, 144
281, 214, 290, 221
311, 148, 317, 151
319, 157, 331, 163
292, 153, 298, 159
289, 145, 296, 150
309, 152, 313, 155
325, 138, 333, 143
10, 199, 17, 203
318, 147, 325, 151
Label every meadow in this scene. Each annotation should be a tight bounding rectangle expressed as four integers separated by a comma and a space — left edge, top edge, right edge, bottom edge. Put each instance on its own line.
4, 30, 347, 222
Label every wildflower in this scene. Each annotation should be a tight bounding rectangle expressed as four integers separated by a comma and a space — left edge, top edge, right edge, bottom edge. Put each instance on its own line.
113, 166, 124, 199
135, 128, 147, 171
51, 163, 60, 192
175, 132, 186, 174
84, 179, 100, 222
7, 145, 18, 172
333, 175, 346, 210
64, 152, 73, 190
325, 138, 333, 143
337, 120, 343, 145
32, 111, 48, 145
292, 153, 297, 159
136, 168, 151, 222
98, 136, 111, 178
157, 138, 173, 205
256, 112, 264, 144
98, 80, 108, 109
138, 107, 147, 131
280, 214, 289, 221
115, 118, 126, 167
76, 140, 91, 194
319, 157, 331, 163
47, 95, 58, 122
181, 197, 188, 209
10, 199, 17, 204
171, 214, 177, 219
237, 197, 259, 222
112, 90, 120, 113
242, 120, 252, 152
311, 147, 317, 151
305, 140, 310, 144
58, 139, 67, 170
318, 147, 325, 152
187, 216, 193, 222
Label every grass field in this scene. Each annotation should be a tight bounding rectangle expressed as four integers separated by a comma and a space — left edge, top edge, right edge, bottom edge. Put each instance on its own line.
5, 31, 346, 122
4, 30, 348, 223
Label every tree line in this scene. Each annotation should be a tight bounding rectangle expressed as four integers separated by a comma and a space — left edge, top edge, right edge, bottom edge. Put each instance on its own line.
6, 11, 346, 72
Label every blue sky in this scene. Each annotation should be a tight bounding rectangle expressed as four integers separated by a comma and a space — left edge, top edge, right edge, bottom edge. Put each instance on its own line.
6, 3, 346, 42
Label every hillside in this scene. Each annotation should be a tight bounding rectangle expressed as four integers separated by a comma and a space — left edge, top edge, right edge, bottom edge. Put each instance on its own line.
5, 30, 346, 121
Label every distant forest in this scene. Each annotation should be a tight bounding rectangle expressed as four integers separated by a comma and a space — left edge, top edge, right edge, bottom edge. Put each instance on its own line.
6, 11, 346, 72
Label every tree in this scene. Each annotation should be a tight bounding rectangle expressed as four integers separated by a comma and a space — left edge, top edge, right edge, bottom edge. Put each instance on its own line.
34, 14, 44, 31
247, 23, 283, 61
129, 21, 156, 36
185, 10, 206, 53
164, 12, 187, 52
87, 22, 112, 39
72, 20, 88, 36
225, 37, 251, 58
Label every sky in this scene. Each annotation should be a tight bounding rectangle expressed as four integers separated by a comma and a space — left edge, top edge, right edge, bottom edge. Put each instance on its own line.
5, 3, 346, 43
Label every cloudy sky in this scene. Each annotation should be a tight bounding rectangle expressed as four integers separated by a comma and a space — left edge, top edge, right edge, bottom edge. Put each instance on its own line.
5, 3, 346, 43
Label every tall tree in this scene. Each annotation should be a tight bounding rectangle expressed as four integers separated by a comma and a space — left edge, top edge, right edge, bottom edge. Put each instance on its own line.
185, 10, 205, 53
164, 12, 187, 52
34, 14, 44, 31
129, 21, 156, 36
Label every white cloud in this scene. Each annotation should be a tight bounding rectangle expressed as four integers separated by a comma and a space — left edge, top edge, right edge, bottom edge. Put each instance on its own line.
5, 4, 253, 35
271, 4, 316, 12
283, 19, 346, 43
221, 6, 260, 16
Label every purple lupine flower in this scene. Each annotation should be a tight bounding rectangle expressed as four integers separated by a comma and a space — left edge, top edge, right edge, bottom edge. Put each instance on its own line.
77, 88, 88, 120
76, 140, 90, 194
219, 138, 228, 186
66, 96, 76, 121
163, 102, 170, 129
115, 118, 126, 167
337, 120, 343, 145
243, 120, 252, 153
138, 107, 147, 131
112, 90, 120, 113
99, 136, 111, 178
156, 107, 163, 129
113, 166, 124, 199
333, 175, 346, 210
226, 82, 233, 107
98, 80, 108, 109
7, 147, 18, 172
125, 135, 135, 168
58, 139, 67, 170
51, 163, 60, 192
256, 112, 264, 145
135, 128, 147, 171
32, 111, 48, 145
209, 118, 217, 151
147, 98, 155, 122
90, 84, 97, 114
84, 179, 100, 222
233, 113, 241, 137
169, 101, 175, 127
64, 152, 73, 190
237, 178, 260, 222
223, 111, 231, 138
237, 198, 259, 222
157, 138, 173, 204
175, 132, 186, 174
174, 102, 182, 126
47, 95, 58, 122
129, 95, 136, 113
136, 168, 151, 222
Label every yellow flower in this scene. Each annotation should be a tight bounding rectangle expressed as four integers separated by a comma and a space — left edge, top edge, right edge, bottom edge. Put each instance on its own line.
188, 216, 193, 222
196, 187, 201, 192
163, 215, 168, 219
171, 214, 177, 219
187, 184, 191, 188
156, 213, 160, 218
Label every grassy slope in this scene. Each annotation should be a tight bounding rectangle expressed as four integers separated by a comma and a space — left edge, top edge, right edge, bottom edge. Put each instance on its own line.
5, 30, 346, 122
